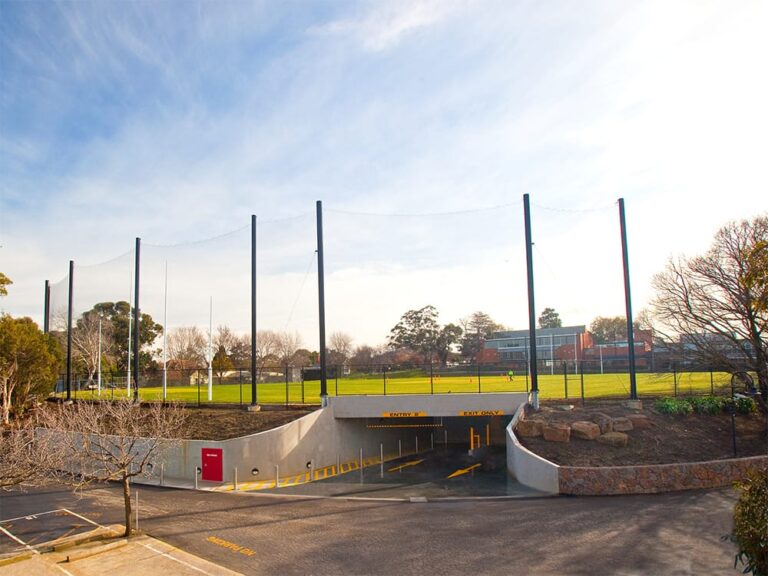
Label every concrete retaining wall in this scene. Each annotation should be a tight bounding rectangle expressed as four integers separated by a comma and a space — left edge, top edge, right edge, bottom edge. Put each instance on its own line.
140, 405, 424, 487
505, 403, 560, 494
329, 393, 527, 418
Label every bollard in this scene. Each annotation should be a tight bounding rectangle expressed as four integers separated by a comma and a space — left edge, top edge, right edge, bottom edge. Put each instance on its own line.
195, 467, 199, 490
234, 467, 238, 491
398, 439, 402, 458
160, 463, 164, 487
359, 448, 364, 484
444, 429, 448, 448
415, 435, 419, 454
337, 454, 341, 475
275, 464, 280, 488
380, 443, 384, 478
310, 460, 315, 482
431, 433, 434, 450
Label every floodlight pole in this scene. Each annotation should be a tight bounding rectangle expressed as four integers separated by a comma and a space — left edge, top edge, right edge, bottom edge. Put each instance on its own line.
133, 237, 141, 402
619, 198, 638, 400
208, 296, 213, 402
66, 261, 74, 402
524, 194, 539, 409
251, 214, 258, 407
316, 200, 328, 402
43, 280, 50, 334
162, 261, 168, 401
97, 317, 102, 396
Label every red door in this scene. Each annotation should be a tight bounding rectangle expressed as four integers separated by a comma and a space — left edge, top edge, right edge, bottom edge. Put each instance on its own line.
201, 448, 223, 482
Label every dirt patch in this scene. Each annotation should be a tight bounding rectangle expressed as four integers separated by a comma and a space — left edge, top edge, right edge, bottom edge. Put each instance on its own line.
520, 399, 768, 466
182, 406, 317, 440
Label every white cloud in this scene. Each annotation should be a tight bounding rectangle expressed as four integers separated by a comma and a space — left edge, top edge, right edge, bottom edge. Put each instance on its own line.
310, 0, 469, 51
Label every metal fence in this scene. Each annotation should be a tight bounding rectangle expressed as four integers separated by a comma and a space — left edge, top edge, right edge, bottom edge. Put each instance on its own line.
52, 359, 752, 406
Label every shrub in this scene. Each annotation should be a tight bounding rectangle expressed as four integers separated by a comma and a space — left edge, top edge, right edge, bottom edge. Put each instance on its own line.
731, 468, 768, 575
723, 397, 758, 415
654, 397, 693, 415
688, 396, 725, 415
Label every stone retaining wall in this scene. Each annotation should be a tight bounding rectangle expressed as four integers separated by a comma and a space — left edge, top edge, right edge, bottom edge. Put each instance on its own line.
559, 455, 768, 495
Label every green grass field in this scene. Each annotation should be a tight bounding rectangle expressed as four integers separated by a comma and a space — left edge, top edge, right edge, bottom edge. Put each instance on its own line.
58, 370, 738, 405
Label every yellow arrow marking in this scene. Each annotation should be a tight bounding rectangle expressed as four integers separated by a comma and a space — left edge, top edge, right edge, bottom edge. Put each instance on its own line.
446, 463, 481, 479
387, 459, 425, 473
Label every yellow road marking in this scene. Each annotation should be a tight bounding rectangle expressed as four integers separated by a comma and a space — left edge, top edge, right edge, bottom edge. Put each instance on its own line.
388, 459, 425, 473
206, 535, 256, 557
446, 463, 481, 479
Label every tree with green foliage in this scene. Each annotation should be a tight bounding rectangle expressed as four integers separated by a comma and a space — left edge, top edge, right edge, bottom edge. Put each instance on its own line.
589, 316, 641, 344
212, 345, 233, 379
389, 305, 463, 365
538, 307, 562, 329
0, 316, 62, 425
651, 215, 768, 400
91, 302, 162, 371
459, 311, 503, 359
0, 272, 11, 297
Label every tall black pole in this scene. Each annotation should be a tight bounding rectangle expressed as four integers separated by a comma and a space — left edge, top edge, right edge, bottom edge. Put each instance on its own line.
66, 261, 74, 401
133, 237, 141, 402
251, 214, 258, 406
43, 280, 50, 334
619, 199, 638, 400
316, 200, 328, 400
524, 194, 539, 408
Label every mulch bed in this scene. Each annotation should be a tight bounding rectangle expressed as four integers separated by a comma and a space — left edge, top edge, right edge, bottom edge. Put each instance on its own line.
181, 405, 317, 440
519, 399, 768, 467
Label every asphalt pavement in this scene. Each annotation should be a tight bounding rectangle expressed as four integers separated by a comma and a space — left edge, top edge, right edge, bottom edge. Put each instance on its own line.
0, 481, 742, 575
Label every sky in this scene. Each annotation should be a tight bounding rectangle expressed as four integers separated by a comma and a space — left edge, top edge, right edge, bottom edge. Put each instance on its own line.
1, 0, 766, 350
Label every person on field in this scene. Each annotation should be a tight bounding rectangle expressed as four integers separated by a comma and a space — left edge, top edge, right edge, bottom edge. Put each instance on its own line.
507, 370, 514, 381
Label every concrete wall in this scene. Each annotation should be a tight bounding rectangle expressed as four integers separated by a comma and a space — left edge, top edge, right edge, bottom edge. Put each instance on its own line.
505, 403, 560, 494
140, 405, 423, 486
329, 392, 527, 418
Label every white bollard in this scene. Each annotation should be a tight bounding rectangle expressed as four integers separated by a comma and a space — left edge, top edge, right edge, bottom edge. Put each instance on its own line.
275, 464, 280, 488
234, 467, 238, 491
160, 463, 164, 487
380, 443, 384, 478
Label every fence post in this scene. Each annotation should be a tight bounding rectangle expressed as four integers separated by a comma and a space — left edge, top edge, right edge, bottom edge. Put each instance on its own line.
673, 363, 678, 397
477, 361, 481, 393
239, 370, 243, 406
383, 366, 387, 396
301, 373, 305, 404
430, 362, 434, 395
710, 368, 714, 395
335, 365, 339, 396
580, 360, 585, 406
563, 361, 568, 399
197, 370, 201, 406
285, 366, 289, 406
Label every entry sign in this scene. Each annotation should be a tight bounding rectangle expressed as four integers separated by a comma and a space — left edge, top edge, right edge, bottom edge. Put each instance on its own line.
459, 410, 504, 417
201, 448, 223, 482
381, 411, 427, 418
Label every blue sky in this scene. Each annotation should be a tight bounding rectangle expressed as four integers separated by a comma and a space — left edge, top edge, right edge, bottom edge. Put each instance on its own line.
1, 0, 766, 347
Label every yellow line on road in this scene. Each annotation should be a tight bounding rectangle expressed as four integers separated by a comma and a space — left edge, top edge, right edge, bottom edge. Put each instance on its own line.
387, 459, 425, 473
446, 463, 481, 479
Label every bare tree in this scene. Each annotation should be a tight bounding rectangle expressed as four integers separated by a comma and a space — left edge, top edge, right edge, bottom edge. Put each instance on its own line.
256, 330, 281, 368
329, 331, 353, 366
167, 327, 206, 370
71, 311, 113, 385
0, 418, 62, 490
214, 325, 237, 356
38, 400, 188, 537
276, 331, 302, 365
651, 215, 768, 397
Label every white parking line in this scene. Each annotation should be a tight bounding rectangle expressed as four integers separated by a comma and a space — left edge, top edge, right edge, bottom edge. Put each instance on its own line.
0, 523, 36, 552
0, 508, 66, 524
